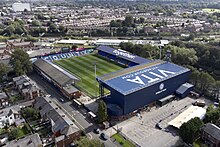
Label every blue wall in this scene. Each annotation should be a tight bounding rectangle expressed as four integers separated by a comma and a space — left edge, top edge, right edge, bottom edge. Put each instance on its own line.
106, 71, 190, 116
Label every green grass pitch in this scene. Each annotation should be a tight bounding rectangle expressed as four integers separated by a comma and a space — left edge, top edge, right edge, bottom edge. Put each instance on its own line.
54, 54, 124, 97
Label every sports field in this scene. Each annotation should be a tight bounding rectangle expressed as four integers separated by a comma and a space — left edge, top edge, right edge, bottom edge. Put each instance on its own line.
54, 54, 124, 97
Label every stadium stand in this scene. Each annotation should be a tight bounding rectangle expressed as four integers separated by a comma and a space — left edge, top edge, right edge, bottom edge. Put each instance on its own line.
99, 60, 163, 81
97, 46, 150, 66
97, 60, 191, 116
34, 59, 81, 99
34, 59, 79, 86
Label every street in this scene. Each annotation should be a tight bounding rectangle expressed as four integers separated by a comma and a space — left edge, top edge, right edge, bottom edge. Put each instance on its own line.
28, 72, 117, 147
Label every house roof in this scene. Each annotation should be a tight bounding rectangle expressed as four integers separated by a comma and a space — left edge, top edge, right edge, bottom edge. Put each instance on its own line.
0, 105, 21, 118
34, 59, 79, 86
176, 83, 194, 95
202, 123, 220, 141
0, 44, 7, 49
11, 42, 31, 47
5, 133, 42, 147
0, 92, 7, 99
34, 97, 80, 136
63, 86, 79, 94
13, 75, 40, 92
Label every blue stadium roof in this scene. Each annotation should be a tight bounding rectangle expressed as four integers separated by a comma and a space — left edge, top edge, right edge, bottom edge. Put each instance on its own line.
97, 46, 150, 64
97, 60, 190, 95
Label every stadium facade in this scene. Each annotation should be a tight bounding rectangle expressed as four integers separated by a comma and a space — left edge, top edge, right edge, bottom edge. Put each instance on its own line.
97, 46, 191, 117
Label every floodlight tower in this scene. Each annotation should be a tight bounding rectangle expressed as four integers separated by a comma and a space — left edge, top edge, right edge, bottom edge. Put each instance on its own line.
166, 50, 172, 62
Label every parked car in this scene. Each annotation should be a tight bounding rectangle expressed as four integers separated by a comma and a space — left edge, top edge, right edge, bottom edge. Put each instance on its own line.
192, 100, 205, 107
155, 123, 162, 130
100, 133, 109, 140
59, 98, 65, 102
94, 128, 100, 134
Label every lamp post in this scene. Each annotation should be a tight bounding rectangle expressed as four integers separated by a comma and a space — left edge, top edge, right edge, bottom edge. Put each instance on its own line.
93, 61, 97, 97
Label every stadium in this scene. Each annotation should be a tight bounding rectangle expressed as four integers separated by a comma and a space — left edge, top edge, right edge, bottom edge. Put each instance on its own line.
33, 45, 192, 117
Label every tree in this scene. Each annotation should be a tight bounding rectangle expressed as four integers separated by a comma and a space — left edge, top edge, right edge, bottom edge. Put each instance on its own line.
164, 45, 198, 65
8, 128, 19, 140
10, 49, 32, 76
76, 137, 104, 147
72, 45, 78, 50
204, 104, 220, 125
119, 42, 133, 53
98, 100, 108, 123
22, 107, 39, 120
123, 15, 134, 27
214, 81, 220, 99
188, 33, 195, 41
0, 63, 9, 82
110, 20, 120, 27
58, 25, 66, 33
190, 69, 200, 87
199, 72, 215, 92
139, 17, 145, 23
31, 20, 41, 26
3, 25, 15, 36
180, 117, 203, 144
24, 8, 28, 12
49, 23, 57, 33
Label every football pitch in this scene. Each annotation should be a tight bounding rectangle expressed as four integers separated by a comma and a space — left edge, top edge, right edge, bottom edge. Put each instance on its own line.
54, 54, 124, 97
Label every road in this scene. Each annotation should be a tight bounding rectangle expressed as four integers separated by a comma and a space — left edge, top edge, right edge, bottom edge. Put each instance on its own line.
28, 72, 117, 147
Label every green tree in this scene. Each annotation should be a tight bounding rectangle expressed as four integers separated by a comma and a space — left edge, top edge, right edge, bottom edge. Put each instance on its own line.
180, 117, 203, 144
98, 100, 108, 123
110, 20, 119, 27
139, 17, 145, 23
76, 137, 104, 147
188, 33, 196, 41
24, 8, 28, 12
72, 45, 78, 50
3, 25, 15, 36
49, 23, 57, 33
0, 63, 9, 82
22, 107, 39, 120
31, 20, 41, 26
214, 81, 220, 99
58, 25, 66, 33
8, 128, 19, 140
10, 49, 32, 75
190, 69, 201, 87
199, 72, 215, 92
204, 104, 220, 125
164, 45, 198, 65
123, 15, 134, 27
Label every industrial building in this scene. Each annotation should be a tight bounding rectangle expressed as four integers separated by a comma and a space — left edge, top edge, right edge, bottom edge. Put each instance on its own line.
12, 3, 31, 12
97, 59, 191, 116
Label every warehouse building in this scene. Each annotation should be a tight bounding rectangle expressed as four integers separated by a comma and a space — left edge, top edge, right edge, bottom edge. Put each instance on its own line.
97, 60, 191, 116
12, 3, 31, 12
168, 106, 206, 129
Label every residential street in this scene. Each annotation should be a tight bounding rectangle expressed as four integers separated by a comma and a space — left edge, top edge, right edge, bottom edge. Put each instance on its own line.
28, 72, 117, 147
